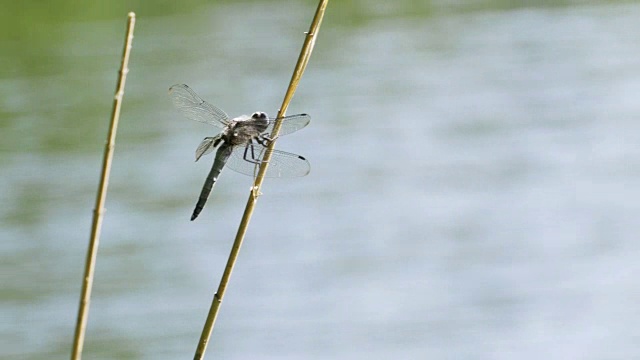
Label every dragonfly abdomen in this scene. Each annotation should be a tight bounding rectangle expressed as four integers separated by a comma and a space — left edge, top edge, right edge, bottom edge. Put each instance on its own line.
191, 144, 233, 221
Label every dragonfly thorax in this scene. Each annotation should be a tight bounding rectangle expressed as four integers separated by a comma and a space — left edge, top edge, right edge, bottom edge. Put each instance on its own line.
222, 114, 269, 146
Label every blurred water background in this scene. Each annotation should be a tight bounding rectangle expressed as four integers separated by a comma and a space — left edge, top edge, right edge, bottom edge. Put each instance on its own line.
2, 1, 640, 359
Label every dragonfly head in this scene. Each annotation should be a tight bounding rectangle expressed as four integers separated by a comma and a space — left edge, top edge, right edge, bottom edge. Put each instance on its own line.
251, 112, 268, 120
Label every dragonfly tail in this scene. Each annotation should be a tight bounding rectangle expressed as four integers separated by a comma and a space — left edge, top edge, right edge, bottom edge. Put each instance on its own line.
191, 171, 218, 221
190, 145, 232, 221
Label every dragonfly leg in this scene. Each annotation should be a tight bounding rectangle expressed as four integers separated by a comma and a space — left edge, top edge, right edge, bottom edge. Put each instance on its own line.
249, 141, 257, 161
257, 134, 279, 146
256, 137, 268, 146
243, 142, 262, 165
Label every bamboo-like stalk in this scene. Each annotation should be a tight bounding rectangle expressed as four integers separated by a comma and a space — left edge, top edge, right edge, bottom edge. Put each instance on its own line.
192, 1, 328, 359
70, 12, 136, 360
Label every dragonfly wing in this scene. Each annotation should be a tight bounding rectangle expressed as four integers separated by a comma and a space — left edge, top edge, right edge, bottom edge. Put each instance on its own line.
226, 144, 310, 178
262, 148, 310, 178
195, 137, 217, 162
264, 114, 310, 137
169, 84, 230, 128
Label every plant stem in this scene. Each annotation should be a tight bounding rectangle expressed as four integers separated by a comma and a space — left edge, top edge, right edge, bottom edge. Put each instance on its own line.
193, 1, 328, 359
70, 12, 136, 360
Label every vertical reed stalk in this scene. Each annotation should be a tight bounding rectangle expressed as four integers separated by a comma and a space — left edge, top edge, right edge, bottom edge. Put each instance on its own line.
71, 12, 136, 360
193, 1, 328, 359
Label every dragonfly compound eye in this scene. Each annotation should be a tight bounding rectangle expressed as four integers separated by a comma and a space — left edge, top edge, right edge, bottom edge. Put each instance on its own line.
253, 112, 267, 119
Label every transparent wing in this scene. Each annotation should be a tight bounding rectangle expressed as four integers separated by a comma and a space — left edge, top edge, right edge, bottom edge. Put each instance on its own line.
169, 84, 230, 129
226, 143, 310, 178
264, 114, 311, 137
195, 137, 217, 162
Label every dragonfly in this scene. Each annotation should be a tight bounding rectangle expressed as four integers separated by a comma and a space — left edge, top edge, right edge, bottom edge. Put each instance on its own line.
169, 84, 311, 221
